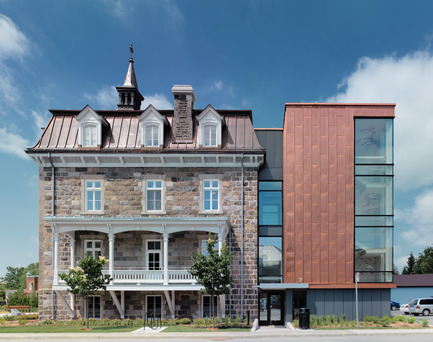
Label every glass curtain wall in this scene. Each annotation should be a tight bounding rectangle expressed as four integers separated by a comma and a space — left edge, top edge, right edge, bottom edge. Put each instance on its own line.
354, 118, 394, 282
258, 181, 283, 283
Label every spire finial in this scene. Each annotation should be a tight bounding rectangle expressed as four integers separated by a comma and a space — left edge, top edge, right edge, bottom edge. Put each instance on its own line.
130, 44, 134, 60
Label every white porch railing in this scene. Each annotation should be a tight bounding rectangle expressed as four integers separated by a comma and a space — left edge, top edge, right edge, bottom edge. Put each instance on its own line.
58, 268, 197, 285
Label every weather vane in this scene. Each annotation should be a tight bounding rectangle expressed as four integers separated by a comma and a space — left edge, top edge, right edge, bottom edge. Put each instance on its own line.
130, 44, 134, 59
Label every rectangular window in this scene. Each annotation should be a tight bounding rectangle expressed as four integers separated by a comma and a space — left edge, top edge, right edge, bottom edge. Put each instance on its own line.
146, 295, 162, 318
259, 236, 283, 283
85, 240, 102, 258
145, 125, 159, 147
85, 180, 102, 212
83, 125, 97, 147
202, 239, 218, 257
88, 296, 101, 319
202, 295, 218, 318
147, 240, 162, 270
146, 180, 162, 211
203, 180, 219, 211
203, 125, 217, 147
354, 118, 394, 283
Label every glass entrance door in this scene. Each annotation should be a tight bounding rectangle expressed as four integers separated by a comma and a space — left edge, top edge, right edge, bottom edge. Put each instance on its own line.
259, 291, 284, 325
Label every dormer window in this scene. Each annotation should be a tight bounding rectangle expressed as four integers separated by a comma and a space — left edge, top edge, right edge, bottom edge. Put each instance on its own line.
139, 105, 167, 148
203, 124, 217, 147
76, 105, 108, 148
197, 105, 224, 148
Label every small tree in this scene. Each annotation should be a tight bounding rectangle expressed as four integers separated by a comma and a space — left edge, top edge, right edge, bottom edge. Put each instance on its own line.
59, 255, 112, 329
189, 234, 233, 328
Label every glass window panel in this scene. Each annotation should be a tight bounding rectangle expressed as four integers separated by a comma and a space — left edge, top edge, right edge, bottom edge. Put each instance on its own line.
355, 165, 393, 175
355, 176, 393, 215
259, 293, 268, 320
259, 182, 283, 191
259, 226, 283, 236
355, 227, 393, 282
203, 296, 218, 317
94, 181, 101, 188
259, 192, 282, 225
355, 118, 393, 164
259, 237, 282, 278
355, 216, 393, 227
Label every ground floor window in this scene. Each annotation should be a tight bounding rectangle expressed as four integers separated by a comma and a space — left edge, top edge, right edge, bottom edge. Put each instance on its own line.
202, 295, 218, 318
87, 296, 101, 319
146, 295, 162, 318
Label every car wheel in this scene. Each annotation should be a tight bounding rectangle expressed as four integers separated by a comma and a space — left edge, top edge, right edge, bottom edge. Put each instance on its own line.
391, 305, 397, 310
422, 309, 430, 316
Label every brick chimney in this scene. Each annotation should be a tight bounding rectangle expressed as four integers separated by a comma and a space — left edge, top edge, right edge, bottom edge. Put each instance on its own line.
172, 85, 196, 142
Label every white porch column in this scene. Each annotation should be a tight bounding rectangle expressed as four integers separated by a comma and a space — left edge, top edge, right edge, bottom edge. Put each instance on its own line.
108, 233, 115, 283
53, 231, 59, 285
163, 233, 169, 285
69, 233, 75, 269
218, 232, 223, 254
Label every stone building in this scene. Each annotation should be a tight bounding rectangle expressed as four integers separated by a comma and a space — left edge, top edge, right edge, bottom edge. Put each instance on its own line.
26, 54, 264, 321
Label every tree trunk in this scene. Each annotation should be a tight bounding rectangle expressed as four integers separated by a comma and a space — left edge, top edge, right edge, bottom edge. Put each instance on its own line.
211, 293, 215, 328
85, 297, 89, 329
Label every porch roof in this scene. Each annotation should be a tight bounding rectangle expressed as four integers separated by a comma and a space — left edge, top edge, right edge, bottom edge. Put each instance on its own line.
46, 216, 231, 238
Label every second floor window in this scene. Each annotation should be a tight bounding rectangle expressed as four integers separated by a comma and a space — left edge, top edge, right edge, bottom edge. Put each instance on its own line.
85, 240, 102, 258
146, 180, 162, 211
85, 180, 102, 211
145, 124, 159, 147
203, 180, 219, 211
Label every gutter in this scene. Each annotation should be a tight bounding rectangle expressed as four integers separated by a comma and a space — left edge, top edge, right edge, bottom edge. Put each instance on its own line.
48, 153, 55, 319
241, 154, 244, 319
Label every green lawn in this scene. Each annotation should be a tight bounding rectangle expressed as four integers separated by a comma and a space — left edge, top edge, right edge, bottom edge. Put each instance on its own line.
0, 325, 138, 333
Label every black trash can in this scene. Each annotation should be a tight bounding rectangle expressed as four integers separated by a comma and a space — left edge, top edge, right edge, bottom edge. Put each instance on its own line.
299, 307, 310, 329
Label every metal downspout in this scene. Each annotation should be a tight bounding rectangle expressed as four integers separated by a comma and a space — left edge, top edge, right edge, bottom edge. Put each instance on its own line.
48, 153, 55, 319
240, 154, 244, 319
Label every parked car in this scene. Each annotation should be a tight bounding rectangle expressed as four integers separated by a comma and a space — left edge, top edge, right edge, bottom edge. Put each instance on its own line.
391, 301, 400, 310
402, 303, 410, 314
408, 298, 433, 316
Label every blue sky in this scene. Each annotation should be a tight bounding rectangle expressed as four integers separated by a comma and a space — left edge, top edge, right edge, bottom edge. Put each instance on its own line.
1, 0, 433, 277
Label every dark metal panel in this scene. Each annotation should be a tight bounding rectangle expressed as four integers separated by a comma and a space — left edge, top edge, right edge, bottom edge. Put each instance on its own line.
285, 290, 293, 323
256, 130, 283, 180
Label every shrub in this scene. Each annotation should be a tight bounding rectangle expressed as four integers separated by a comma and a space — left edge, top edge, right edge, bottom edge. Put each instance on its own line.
179, 318, 191, 325
224, 316, 231, 326
234, 315, 241, 325
40, 319, 54, 325
422, 319, 429, 327
363, 315, 373, 322
18, 318, 27, 326
123, 318, 134, 326
204, 317, 211, 327
214, 317, 221, 325
408, 317, 417, 324
110, 318, 122, 326
194, 318, 204, 327
160, 318, 168, 326
168, 318, 180, 326
0, 318, 5, 325
134, 318, 144, 326
379, 315, 391, 327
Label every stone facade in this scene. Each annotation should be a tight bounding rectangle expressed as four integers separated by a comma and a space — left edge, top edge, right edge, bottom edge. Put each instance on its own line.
38, 166, 258, 321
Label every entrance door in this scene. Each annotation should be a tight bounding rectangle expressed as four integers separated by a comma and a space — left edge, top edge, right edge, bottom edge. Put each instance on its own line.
259, 291, 284, 325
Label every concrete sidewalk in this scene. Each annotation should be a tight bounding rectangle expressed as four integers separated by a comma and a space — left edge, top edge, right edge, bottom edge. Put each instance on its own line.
1, 326, 433, 340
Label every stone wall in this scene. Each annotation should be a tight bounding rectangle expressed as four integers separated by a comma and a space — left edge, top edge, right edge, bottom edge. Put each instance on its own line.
38, 166, 258, 321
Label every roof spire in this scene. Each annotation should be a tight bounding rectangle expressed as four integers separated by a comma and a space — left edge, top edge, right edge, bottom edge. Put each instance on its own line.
116, 44, 144, 110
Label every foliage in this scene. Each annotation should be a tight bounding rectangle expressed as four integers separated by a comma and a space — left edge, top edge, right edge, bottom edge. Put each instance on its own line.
58, 255, 112, 329
189, 233, 233, 327
402, 247, 433, 274
422, 319, 429, 327
7, 289, 29, 306
29, 291, 38, 309
179, 318, 191, 324
194, 318, 204, 327
1, 263, 39, 290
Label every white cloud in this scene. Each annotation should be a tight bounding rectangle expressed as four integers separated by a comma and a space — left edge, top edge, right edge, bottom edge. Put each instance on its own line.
142, 93, 172, 110
327, 51, 433, 191
0, 65, 20, 108
83, 86, 118, 110
102, 0, 128, 20
31, 110, 50, 131
0, 127, 29, 159
0, 13, 30, 61
397, 188, 433, 247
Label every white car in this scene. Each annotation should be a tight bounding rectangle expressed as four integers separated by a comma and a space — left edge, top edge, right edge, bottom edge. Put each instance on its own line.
409, 298, 433, 316
402, 303, 410, 315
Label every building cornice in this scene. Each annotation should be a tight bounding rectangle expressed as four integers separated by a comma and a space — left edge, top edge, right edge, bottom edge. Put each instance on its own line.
28, 152, 264, 168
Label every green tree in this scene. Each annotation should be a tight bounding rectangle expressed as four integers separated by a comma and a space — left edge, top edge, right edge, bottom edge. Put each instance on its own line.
402, 252, 416, 274
413, 246, 433, 274
189, 234, 233, 328
1, 262, 39, 290
59, 255, 112, 329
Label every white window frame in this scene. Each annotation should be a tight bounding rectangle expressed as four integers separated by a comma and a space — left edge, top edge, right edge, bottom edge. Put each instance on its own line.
142, 176, 165, 214
146, 239, 162, 271
84, 240, 102, 258
76, 105, 108, 148
203, 179, 220, 212
82, 124, 98, 147
146, 295, 163, 318
202, 295, 219, 318
145, 124, 160, 147
202, 124, 217, 147
84, 180, 103, 213
87, 295, 102, 319
146, 180, 163, 212
201, 239, 218, 257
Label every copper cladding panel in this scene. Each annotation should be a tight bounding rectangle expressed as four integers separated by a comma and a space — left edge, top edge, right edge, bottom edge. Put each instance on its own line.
283, 104, 395, 286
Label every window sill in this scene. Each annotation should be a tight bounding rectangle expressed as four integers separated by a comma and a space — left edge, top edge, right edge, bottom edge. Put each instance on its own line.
81, 211, 105, 215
